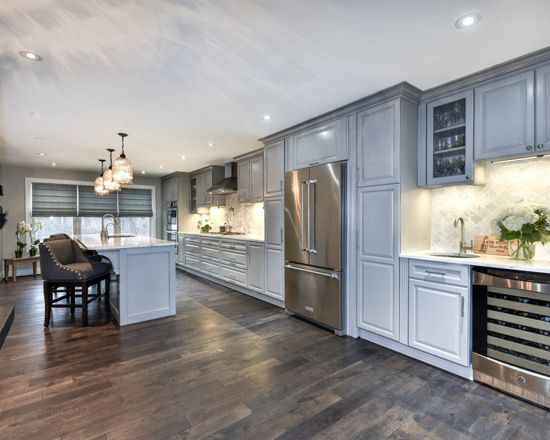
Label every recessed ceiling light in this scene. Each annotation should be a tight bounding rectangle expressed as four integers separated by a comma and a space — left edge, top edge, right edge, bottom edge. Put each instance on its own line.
181, 155, 186, 160
19, 51, 42, 61
208, 142, 215, 147
141, 170, 146, 175
37, 152, 46, 157
29, 112, 42, 119
50, 162, 56, 166
263, 114, 272, 121
455, 13, 481, 29
159, 165, 165, 169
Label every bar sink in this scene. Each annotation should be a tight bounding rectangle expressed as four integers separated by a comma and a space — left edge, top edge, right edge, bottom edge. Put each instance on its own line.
429, 252, 480, 259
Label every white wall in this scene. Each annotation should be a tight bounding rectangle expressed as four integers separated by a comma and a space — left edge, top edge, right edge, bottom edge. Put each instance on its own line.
431, 157, 550, 259
0, 164, 162, 263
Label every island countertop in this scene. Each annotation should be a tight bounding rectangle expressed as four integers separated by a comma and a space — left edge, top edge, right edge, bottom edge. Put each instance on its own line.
75, 234, 176, 251
178, 231, 264, 242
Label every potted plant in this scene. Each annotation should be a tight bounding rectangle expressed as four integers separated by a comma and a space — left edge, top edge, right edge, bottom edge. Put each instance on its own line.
494, 206, 550, 260
199, 217, 211, 234
15, 221, 31, 258
28, 219, 43, 256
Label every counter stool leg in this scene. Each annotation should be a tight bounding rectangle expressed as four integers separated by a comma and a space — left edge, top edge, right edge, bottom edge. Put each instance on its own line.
105, 274, 111, 315
70, 286, 76, 316
82, 282, 88, 326
43, 282, 51, 327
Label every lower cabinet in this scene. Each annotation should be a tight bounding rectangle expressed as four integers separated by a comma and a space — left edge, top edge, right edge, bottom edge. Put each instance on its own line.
265, 247, 284, 300
247, 242, 265, 293
407, 260, 470, 367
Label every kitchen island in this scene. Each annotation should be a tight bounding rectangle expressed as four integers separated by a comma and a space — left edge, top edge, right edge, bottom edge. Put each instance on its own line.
75, 235, 176, 326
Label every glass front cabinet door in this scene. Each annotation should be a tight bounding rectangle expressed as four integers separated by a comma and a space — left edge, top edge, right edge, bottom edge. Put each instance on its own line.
426, 90, 474, 185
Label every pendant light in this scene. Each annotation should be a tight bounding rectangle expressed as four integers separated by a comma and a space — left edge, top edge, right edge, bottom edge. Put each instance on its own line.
103, 148, 121, 192
112, 132, 134, 185
94, 159, 110, 196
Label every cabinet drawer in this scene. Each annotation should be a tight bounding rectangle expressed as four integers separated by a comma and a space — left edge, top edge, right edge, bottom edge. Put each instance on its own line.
201, 259, 220, 275
408, 260, 470, 287
221, 267, 247, 285
184, 235, 201, 244
185, 255, 201, 269
185, 243, 201, 255
221, 250, 247, 267
201, 246, 221, 261
200, 237, 220, 247
219, 241, 247, 252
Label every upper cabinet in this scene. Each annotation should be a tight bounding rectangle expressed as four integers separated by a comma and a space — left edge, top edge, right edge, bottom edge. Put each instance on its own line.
474, 71, 535, 161
288, 117, 348, 170
162, 175, 178, 203
190, 166, 225, 212
427, 91, 474, 186
536, 63, 550, 153
264, 139, 285, 197
237, 153, 264, 203
357, 100, 400, 186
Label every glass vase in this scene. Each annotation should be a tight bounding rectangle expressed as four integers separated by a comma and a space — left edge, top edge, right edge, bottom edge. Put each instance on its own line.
509, 240, 536, 261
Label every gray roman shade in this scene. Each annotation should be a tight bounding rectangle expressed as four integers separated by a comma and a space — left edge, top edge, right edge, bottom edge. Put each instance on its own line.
118, 188, 153, 217
31, 183, 78, 217
78, 185, 118, 216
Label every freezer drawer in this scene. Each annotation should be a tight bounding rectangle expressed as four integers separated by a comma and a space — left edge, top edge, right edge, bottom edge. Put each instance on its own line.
285, 263, 342, 330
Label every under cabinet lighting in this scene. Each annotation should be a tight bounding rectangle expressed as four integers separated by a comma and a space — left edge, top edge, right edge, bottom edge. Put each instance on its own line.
490, 154, 549, 164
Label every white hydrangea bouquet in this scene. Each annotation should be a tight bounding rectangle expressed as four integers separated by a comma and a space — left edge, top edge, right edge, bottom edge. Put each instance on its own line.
16, 220, 32, 257
494, 206, 550, 260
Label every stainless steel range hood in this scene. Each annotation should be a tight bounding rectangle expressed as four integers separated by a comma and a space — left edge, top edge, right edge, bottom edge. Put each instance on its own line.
206, 162, 237, 194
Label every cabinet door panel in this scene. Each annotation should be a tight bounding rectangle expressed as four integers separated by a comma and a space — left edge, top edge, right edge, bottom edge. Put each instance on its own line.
265, 247, 283, 299
265, 197, 283, 248
358, 185, 398, 260
292, 117, 347, 169
358, 100, 400, 186
250, 155, 264, 201
358, 260, 398, 340
408, 279, 469, 366
248, 243, 265, 292
536, 63, 550, 151
264, 140, 285, 197
203, 173, 213, 206
238, 160, 250, 202
474, 71, 535, 160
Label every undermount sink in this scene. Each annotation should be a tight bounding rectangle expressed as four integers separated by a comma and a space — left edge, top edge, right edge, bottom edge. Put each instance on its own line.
429, 252, 480, 259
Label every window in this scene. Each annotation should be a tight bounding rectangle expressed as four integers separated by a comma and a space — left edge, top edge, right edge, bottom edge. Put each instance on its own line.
29, 180, 155, 238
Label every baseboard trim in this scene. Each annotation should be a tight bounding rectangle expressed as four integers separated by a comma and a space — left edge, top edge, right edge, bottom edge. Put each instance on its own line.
358, 328, 473, 380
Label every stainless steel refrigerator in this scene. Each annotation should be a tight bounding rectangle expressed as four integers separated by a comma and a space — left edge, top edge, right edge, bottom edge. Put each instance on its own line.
284, 161, 344, 332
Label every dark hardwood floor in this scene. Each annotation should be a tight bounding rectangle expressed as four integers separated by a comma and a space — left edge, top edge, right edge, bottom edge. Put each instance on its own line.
0, 271, 547, 439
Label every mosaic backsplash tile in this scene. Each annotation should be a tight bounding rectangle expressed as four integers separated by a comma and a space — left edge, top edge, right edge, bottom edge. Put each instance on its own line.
431, 157, 550, 260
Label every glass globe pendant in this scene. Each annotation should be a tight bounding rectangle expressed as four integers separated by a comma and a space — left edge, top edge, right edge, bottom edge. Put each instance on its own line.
103, 148, 121, 192
112, 132, 134, 185
94, 159, 110, 196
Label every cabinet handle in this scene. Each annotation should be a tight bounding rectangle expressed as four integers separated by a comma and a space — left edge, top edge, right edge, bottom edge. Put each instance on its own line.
308, 161, 320, 166
461, 296, 465, 317
465, 175, 470, 180
426, 270, 446, 277
280, 228, 283, 245
279, 180, 283, 190
525, 145, 532, 151
537, 144, 544, 150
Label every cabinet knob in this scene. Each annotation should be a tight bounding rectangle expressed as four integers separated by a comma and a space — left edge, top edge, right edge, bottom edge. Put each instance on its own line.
525, 145, 532, 151
465, 175, 470, 180
537, 143, 544, 150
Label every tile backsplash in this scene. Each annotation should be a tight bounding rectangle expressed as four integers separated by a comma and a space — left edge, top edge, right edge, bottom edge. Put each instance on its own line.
431, 157, 550, 260
184, 194, 264, 237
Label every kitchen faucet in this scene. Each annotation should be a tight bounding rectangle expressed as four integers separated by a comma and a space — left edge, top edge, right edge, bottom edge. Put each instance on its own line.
454, 216, 473, 254
100, 214, 117, 240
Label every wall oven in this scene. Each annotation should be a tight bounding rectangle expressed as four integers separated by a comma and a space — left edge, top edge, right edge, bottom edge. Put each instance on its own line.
472, 267, 550, 408
166, 201, 178, 231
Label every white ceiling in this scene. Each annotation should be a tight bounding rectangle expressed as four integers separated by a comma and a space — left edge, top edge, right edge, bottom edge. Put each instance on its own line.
1, 0, 550, 176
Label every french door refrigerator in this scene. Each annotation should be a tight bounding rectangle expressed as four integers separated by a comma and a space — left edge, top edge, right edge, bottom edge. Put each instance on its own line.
284, 161, 344, 332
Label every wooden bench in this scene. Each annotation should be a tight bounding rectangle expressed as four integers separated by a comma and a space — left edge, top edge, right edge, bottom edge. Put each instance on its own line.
3, 256, 40, 283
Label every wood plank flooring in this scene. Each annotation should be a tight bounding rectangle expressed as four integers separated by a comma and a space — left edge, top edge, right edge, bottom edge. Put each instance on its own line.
0, 271, 547, 439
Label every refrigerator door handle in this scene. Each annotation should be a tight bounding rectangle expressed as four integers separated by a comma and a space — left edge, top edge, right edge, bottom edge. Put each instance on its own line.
284, 263, 340, 279
300, 180, 308, 252
308, 179, 317, 254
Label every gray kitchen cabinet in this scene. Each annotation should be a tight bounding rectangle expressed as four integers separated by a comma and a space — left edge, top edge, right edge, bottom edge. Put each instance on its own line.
357, 184, 400, 341
247, 242, 265, 293
264, 196, 284, 301
289, 117, 348, 170
265, 247, 283, 300
237, 161, 250, 202
237, 153, 264, 203
264, 139, 285, 197
536, 63, 550, 153
250, 155, 264, 201
426, 90, 474, 185
474, 71, 535, 160
357, 99, 400, 186
264, 197, 283, 247
162, 175, 178, 203
191, 166, 225, 210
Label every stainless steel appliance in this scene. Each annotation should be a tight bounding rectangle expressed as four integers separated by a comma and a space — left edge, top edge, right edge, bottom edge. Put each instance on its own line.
166, 201, 178, 231
472, 267, 550, 408
206, 162, 238, 194
284, 161, 344, 332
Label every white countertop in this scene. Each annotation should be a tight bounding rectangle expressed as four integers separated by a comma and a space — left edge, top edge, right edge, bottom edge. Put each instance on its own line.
178, 231, 264, 242
401, 250, 550, 274
75, 235, 176, 250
